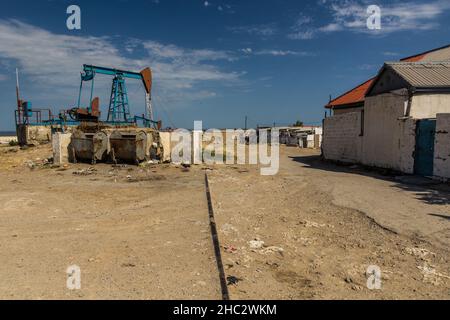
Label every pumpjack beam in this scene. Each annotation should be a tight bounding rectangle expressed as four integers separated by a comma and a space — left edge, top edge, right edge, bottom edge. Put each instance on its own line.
81, 65, 152, 94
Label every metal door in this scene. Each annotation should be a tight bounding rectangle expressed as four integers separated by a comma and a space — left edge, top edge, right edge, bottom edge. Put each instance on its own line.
414, 119, 436, 176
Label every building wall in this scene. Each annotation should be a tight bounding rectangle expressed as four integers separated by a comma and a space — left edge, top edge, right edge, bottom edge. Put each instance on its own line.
324, 92, 450, 175
434, 113, 450, 179
323, 112, 362, 163
409, 94, 450, 118
362, 94, 416, 173
333, 106, 363, 115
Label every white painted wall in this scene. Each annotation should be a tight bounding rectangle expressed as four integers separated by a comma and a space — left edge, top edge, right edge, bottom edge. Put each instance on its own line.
323, 93, 450, 175
434, 113, 450, 179
410, 94, 450, 119
322, 112, 362, 163
362, 94, 416, 173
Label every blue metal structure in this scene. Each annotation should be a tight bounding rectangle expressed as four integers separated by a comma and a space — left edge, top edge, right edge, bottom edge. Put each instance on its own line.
13, 65, 159, 130
78, 65, 153, 123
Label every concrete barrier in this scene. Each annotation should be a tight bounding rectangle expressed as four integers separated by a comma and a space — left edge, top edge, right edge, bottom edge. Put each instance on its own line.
159, 132, 172, 163
52, 132, 72, 165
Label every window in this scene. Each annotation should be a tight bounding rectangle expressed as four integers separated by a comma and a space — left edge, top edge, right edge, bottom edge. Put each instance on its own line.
360, 110, 365, 136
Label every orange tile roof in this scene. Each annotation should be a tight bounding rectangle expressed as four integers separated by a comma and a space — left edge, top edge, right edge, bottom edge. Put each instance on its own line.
325, 78, 374, 108
326, 44, 450, 109
401, 53, 426, 62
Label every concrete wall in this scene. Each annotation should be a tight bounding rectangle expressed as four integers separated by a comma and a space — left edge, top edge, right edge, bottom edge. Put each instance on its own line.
333, 106, 363, 115
410, 94, 450, 118
362, 94, 416, 173
434, 113, 450, 179
323, 112, 362, 163
0, 136, 17, 145
17, 125, 52, 146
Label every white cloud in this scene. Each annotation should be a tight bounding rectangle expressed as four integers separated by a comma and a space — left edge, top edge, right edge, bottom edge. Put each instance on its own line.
0, 19, 241, 108
289, 0, 450, 39
204, 1, 210, 7
287, 30, 315, 40
319, 23, 343, 32
228, 24, 278, 38
240, 47, 312, 57
254, 50, 312, 57
143, 40, 234, 62
322, 0, 450, 34
287, 14, 315, 40
383, 51, 400, 57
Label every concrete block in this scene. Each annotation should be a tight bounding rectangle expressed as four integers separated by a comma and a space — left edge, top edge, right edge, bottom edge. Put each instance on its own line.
159, 132, 171, 162
52, 132, 72, 165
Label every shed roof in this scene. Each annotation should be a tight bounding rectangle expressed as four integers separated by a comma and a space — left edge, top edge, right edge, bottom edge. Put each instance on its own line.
366, 62, 450, 96
387, 62, 450, 88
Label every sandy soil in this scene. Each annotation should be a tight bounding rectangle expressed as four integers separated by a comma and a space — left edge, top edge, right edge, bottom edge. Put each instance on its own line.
0, 144, 449, 299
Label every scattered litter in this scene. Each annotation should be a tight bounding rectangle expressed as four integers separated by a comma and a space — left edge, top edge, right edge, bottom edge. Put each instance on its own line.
25, 160, 35, 169
223, 245, 237, 254
302, 220, 326, 228
248, 239, 265, 249
24, 157, 53, 170
73, 167, 97, 176
121, 263, 136, 268
126, 175, 166, 183
260, 246, 284, 255
417, 263, 450, 285
405, 247, 436, 260
139, 160, 159, 168
112, 164, 128, 169
220, 223, 238, 235
226, 275, 242, 286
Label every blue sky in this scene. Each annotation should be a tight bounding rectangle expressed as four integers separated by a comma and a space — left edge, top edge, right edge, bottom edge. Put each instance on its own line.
0, 0, 450, 130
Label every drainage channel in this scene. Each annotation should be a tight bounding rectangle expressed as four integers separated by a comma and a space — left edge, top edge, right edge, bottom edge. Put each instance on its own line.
204, 173, 230, 300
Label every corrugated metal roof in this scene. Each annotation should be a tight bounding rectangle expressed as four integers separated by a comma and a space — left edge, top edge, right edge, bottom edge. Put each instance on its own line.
387, 62, 450, 88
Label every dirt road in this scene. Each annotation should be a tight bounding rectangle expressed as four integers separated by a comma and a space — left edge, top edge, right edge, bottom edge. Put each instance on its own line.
209, 147, 450, 299
0, 144, 449, 299
0, 145, 221, 299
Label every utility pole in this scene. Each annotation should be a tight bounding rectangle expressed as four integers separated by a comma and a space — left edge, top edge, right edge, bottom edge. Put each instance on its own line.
16, 68, 21, 124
